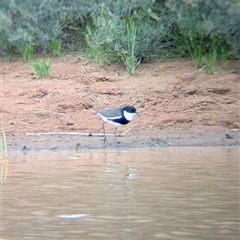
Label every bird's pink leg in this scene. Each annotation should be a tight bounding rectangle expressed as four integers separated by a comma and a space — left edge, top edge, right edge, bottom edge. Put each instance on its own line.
114, 127, 117, 145
102, 122, 107, 144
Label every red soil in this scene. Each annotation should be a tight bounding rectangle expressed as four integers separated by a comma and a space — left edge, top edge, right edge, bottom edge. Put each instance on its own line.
1, 55, 239, 150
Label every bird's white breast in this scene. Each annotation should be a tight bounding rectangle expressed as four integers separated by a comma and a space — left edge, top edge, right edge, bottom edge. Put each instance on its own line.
123, 110, 136, 121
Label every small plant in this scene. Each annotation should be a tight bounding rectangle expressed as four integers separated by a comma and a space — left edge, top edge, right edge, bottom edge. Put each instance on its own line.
1, 124, 8, 184
29, 59, 51, 77
191, 41, 205, 68
86, 35, 108, 65
19, 43, 34, 62
172, 29, 230, 74
3, 53, 11, 62
203, 37, 230, 74
172, 29, 206, 69
203, 50, 217, 74
85, 25, 115, 65
216, 38, 231, 70
203, 38, 219, 74
121, 19, 140, 75
50, 39, 62, 56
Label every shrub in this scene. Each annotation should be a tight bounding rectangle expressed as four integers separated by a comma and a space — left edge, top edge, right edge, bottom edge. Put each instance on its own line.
0, 0, 239, 65
165, 0, 240, 57
84, 3, 172, 73
165, 0, 236, 73
0, 0, 87, 54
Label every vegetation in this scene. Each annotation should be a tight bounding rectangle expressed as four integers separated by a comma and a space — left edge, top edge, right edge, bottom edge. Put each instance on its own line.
121, 19, 140, 75
50, 39, 62, 56
1, 125, 8, 185
1, 0, 239, 75
29, 59, 51, 77
19, 43, 34, 62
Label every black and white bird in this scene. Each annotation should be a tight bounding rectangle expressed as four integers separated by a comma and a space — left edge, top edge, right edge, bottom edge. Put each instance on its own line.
97, 106, 138, 144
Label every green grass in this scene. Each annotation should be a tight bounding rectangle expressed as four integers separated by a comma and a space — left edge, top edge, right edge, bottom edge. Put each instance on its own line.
29, 59, 51, 77
203, 38, 219, 74
50, 39, 62, 56
1, 125, 8, 157
85, 26, 115, 65
85, 38, 108, 65
121, 19, 140, 75
173, 31, 231, 74
1, 124, 8, 184
216, 38, 231, 70
1, 0, 238, 67
203, 51, 217, 74
3, 53, 11, 62
204, 37, 230, 74
172, 29, 206, 69
19, 43, 34, 62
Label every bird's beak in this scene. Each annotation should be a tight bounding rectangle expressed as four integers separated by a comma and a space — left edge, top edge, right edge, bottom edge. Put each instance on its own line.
136, 112, 140, 117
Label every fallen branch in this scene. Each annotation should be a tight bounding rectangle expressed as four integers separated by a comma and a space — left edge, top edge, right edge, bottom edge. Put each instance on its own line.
26, 128, 131, 137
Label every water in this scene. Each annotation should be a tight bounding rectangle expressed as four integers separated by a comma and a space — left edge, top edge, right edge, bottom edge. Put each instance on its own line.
1, 147, 239, 239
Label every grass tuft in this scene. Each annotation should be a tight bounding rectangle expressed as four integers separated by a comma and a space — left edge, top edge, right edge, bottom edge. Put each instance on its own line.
121, 19, 140, 75
29, 59, 51, 77
85, 25, 115, 65
19, 43, 34, 62
50, 39, 62, 56
1, 124, 8, 184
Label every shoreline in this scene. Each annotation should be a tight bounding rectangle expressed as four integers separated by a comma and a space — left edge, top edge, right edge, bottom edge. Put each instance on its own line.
5, 128, 239, 152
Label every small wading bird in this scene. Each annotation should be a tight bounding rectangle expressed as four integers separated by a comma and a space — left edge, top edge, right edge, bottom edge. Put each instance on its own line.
97, 106, 138, 144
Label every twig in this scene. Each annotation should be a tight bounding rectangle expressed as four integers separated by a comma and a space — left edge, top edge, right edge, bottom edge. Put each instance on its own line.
122, 128, 131, 135
26, 132, 125, 137
81, 66, 87, 74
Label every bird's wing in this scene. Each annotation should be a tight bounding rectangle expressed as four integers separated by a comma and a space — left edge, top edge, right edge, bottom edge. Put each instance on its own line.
97, 108, 122, 118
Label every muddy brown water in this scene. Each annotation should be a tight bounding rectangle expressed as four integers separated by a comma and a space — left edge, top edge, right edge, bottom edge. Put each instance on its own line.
1, 147, 239, 239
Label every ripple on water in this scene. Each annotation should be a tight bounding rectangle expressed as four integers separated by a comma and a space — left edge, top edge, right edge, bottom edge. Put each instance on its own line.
3, 147, 239, 240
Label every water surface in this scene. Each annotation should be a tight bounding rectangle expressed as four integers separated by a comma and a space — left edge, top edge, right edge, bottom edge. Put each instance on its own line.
2, 147, 239, 239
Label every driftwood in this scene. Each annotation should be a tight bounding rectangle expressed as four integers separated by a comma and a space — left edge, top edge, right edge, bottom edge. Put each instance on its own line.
26, 128, 131, 137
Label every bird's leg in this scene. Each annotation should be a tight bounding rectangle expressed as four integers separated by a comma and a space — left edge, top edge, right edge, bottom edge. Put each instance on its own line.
114, 127, 118, 145
102, 122, 107, 144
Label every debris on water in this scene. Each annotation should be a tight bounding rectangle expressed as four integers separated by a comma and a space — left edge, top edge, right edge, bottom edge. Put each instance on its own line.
127, 174, 135, 180
58, 214, 89, 220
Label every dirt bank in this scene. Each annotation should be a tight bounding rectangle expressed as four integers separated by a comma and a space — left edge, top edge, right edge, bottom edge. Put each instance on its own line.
1, 55, 239, 151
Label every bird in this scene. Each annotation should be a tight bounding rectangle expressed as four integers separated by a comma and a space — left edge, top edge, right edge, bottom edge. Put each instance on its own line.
97, 106, 138, 145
